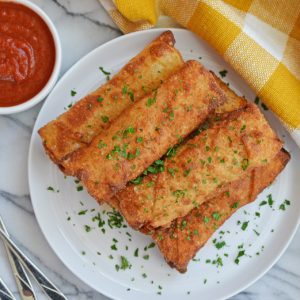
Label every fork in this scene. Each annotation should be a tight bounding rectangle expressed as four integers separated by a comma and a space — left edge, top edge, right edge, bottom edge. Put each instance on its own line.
0, 217, 67, 300
0, 218, 36, 300
0, 277, 16, 300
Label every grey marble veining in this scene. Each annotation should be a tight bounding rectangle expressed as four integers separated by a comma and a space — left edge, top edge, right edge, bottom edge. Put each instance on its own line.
0, 1, 299, 299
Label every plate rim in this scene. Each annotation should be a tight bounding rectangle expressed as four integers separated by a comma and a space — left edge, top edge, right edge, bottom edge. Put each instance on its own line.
28, 27, 300, 300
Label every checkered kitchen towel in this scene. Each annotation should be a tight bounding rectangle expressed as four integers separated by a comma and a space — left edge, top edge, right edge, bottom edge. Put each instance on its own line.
100, 0, 300, 148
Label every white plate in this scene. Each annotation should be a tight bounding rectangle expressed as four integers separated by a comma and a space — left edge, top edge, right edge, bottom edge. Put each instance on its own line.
28, 29, 300, 300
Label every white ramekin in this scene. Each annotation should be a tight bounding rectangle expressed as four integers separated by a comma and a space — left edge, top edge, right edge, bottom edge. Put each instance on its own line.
0, 0, 62, 115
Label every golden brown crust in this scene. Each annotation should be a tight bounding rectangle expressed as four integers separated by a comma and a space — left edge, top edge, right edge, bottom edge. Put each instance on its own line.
38, 31, 184, 163
115, 103, 283, 230
61, 60, 226, 202
152, 149, 290, 272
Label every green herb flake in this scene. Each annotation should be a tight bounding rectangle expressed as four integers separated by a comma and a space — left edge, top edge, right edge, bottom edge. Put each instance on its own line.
111, 244, 117, 251
241, 158, 249, 171
259, 200, 267, 206
143, 255, 150, 260
212, 212, 220, 221
77, 186, 83, 192
107, 209, 124, 228
122, 85, 128, 95
130, 176, 143, 185
99, 66, 111, 80
181, 220, 187, 230
47, 186, 55, 191
71, 90, 77, 97
204, 216, 210, 224
215, 241, 226, 249
267, 194, 274, 207
234, 250, 245, 264
120, 256, 131, 270
97, 97, 104, 102
136, 136, 143, 143
98, 140, 107, 149
241, 221, 249, 231
101, 116, 109, 123
84, 225, 92, 232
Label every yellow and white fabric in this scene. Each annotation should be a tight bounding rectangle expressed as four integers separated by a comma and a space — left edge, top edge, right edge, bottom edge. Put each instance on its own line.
99, 0, 300, 148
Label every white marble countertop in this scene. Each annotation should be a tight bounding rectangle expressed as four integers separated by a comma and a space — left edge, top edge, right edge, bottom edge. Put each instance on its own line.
0, 0, 299, 299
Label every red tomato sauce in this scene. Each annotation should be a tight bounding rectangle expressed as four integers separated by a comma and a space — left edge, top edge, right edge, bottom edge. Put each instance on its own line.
0, 2, 56, 107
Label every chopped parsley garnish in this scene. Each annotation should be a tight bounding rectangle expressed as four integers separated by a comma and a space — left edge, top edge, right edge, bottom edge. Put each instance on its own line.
146, 91, 157, 107
215, 241, 226, 249
97, 97, 104, 102
219, 70, 228, 78
47, 186, 54, 191
107, 209, 124, 228
241, 158, 249, 171
166, 146, 177, 158
259, 200, 267, 206
101, 116, 109, 123
122, 85, 128, 95
130, 176, 143, 185
204, 216, 210, 224
84, 225, 92, 232
234, 250, 245, 264
143, 255, 150, 260
231, 202, 239, 208
267, 194, 274, 207
134, 248, 139, 257
128, 91, 134, 101
254, 96, 260, 104
279, 199, 290, 211
71, 90, 77, 97
184, 168, 191, 177
147, 242, 155, 249
136, 136, 143, 143
212, 212, 220, 221
241, 221, 249, 231
98, 140, 107, 149
77, 186, 83, 192
99, 66, 111, 80
78, 209, 87, 215
115, 256, 131, 271
111, 244, 117, 251
180, 220, 187, 230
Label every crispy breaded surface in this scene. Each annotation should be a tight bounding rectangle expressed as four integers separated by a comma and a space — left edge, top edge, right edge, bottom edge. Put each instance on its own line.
108, 73, 248, 212
116, 104, 283, 230
152, 149, 290, 272
38, 31, 184, 163
61, 60, 225, 202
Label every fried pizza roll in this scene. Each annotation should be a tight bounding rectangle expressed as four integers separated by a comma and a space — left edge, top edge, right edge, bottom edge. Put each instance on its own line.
116, 104, 283, 230
39, 31, 184, 163
62, 60, 225, 202
152, 149, 290, 272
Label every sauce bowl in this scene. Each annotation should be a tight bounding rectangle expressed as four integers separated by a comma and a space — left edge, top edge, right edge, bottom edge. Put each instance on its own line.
0, 0, 62, 115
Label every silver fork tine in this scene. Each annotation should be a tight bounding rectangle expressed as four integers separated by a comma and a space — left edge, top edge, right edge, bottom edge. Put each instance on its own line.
0, 277, 16, 300
0, 224, 67, 300
0, 218, 36, 300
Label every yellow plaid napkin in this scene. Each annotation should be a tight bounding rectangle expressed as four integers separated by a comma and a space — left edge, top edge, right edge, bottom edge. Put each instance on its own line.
100, 0, 300, 147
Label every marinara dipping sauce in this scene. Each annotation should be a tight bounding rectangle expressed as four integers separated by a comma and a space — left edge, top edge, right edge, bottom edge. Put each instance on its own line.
0, 2, 56, 107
